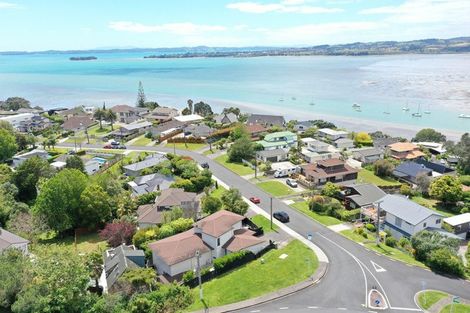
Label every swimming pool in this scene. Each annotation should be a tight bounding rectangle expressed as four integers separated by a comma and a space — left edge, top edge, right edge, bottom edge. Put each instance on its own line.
92, 157, 107, 164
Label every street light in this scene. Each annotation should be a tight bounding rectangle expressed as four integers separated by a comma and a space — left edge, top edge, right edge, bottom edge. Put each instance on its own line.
195, 250, 203, 301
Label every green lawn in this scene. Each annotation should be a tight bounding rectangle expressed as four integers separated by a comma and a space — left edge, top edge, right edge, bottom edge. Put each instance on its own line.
340, 229, 426, 267
166, 142, 207, 151
417, 291, 449, 310
411, 196, 456, 217
132, 135, 153, 146
357, 169, 401, 187
210, 186, 227, 199
441, 304, 470, 313
37, 232, 107, 254
87, 124, 111, 136
290, 201, 341, 226
186, 240, 318, 311
214, 154, 254, 176
256, 181, 295, 197
251, 214, 279, 233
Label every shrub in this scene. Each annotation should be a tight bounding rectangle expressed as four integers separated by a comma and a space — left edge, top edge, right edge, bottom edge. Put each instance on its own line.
373, 159, 394, 177
362, 232, 368, 239
338, 209, 360, 222
158, 224, 175, 239
385, 236, 397, 247
170, 218, 194, 233
427, 248, 465, 277
400, 184, 413, 196
398, 237, 411, 249
321, 182, 341, 198
411, 230, 460, 262
136, 192, 158, 205
99, 221, 136, 247
132, 227, 160, 249
365, 223, 376, 233
182, 270, 195, 283
213, 250, 250, 272
354, 227, 364, 235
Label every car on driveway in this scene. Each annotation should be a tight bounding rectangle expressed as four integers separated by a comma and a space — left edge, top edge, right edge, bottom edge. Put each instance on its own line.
249, 197, 261, 204
273, 211, 290, 223
286, 178, 298, 188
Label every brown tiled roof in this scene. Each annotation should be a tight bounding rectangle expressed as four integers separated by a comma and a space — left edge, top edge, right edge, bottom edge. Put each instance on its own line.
196, 210, 245, 237
155, 188, 197, 207
223, 229, 265, 252
62, 116, 95, 130
317, 158, 345, 167
244, 124, 267, 134
302, 162, 358, 179
404, 150, 425, 159
388, 142, 419, 152
148, 229, 210, 266
111, 104, 136, 113
137, 204, 163, 225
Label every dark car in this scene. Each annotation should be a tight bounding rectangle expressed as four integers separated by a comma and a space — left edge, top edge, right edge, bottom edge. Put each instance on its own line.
201, 162, 210, 169
111, 141, 120, 146
273, 211, 290, 223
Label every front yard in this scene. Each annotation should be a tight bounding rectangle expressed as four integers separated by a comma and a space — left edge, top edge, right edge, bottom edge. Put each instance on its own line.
186, 240, 318, 311
132, 135, 153, 146
251, 214, 279, 233
214, 154, 254, 176
290, 201, 342, 226
166, 142, 207, 151
256, 181, 295, 197
358, 169, 401, 187
210, 185, 227, 199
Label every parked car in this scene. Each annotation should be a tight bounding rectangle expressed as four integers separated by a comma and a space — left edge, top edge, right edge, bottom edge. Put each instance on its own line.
273, 211, 290, 223
115, 145, 126, 149
249, 197, 261, 204
286, 178, 298, 188
201, 162, 210, 169
111, 141, 120, 146
103, 144, 112, 149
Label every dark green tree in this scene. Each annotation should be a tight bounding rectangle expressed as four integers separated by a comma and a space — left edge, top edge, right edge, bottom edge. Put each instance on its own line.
0, 249, 30, 310
194, 101, 213, 117
105, 109, 117, 131
187, 99, 193, 114
136, 81, 146, 108
228, 136, 254, 162
412, 128, 446, 143
0, 128, 17, 162
79, 184, 112, 228
0, 97, 31, 111
93, 108, 106, 129
452, 133, 470, 174
13, 156, 55, 202
202, 195, 222, 214
221, 188, 248, 215
66, 155, 86, 173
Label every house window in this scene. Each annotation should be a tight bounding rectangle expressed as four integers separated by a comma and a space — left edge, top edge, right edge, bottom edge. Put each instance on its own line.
395, 217, 402, 228
423, 222, 427, 228
435, 219, 441, 224
217, 238, 220, 246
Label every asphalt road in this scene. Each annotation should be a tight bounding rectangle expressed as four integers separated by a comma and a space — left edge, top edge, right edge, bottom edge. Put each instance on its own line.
60, 143, 470, 312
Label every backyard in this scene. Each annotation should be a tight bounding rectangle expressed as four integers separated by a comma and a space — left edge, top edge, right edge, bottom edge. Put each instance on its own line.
251, 214, 279, 233
214, 154, 254, 176
357, 169, 401, 187
290, 201, 341, 226
186, 240, 318, 311
256, 180, 295, 197
411, 196, 456, 217
36, 231, 107, 254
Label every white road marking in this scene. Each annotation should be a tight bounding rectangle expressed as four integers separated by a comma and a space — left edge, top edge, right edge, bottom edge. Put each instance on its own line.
279, 307, 289, 310
307, 306, 319, 309
370, 261, 387, 273
389, 307, 422, 311
337, 308, 347, 310
250, 310, 260, 313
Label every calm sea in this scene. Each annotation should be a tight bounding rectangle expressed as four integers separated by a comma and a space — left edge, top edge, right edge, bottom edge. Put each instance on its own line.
0, 52, 469, 135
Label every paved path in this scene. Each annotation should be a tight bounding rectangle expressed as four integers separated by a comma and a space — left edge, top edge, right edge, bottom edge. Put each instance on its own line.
58, 142, 470, 312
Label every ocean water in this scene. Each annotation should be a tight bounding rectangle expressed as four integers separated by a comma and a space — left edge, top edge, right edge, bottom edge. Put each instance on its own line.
0, 52, 469, 135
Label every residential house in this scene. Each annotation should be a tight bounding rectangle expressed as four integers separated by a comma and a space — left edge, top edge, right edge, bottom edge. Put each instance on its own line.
123, 154, 167, 176
293, 121, 313, 133
318, 128, 348, 141
333, 138, 355, 150
378, 194, 443, 238
145, 107, 179, 123
62, 115, 95, 132
84, 106, 96, 115
244, 124, 267, 139
99, 244, 145, 293
300, 138, 340, 163
387, 142, 425, 160
415, 142, 447, 155
128, 173, 175, 196
148, 210, 267, 278
373, 137, 400, 151
351, 147, 384, 165
111, 105, 140, 124
301, 158, 358, 186
214, 112, 238, 125
85, 159, 101, 175
256, 131, 297, 151
150, 120, 184, 138
183, 124, 214, 138
174, 114, 204, 124
137, 188, 199, 228
17, 115, 52, 133
414, 158, 455, 176
50, 161, 67, 170
443, 213, 470, 240
256, 149, 288, 163
0, 113, 35, 130
12, 149, 49, 167
0, 228, 29, 254
342, 183, 386, 210
246, 114, 285, 127
392, 162, 432, 184
113, 121, 152, 139
57, 107, 86, 120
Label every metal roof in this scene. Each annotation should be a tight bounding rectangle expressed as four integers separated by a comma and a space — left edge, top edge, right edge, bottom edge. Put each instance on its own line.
378, 194, 442, 225
443, 213, 470, 226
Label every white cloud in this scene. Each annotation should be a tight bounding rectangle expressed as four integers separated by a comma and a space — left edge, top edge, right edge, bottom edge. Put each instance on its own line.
109, 21, 226, 35
0, 2, 18, 9
226, 1, 343, 14
360, 0, 470, 24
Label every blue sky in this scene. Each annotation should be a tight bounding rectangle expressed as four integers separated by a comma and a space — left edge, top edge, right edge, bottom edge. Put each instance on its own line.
0, 0, 469, 51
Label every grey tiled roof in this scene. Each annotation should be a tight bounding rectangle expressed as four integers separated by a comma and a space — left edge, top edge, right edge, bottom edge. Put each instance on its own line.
123, 154, 167, 172
345, 183, 386, 207
103, 244, 145, 289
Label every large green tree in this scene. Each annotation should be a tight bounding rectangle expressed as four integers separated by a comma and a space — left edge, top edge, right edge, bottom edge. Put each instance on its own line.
13, 156, 55, 202
429, 175, 463, 204
0, 97, 31, 111
194, 101, 213, 117
33, 169, 88, 232
136, 81, 146, 108
221, 188, 248, 215
79, 184, 112, 228
412, 128, 446, 143
0, 128, 17, 162
201, 195, 222, 214
0, 249, 30, 310
228, 136, 254, 163
452, 133, 470, 174
66, 155, 86, 173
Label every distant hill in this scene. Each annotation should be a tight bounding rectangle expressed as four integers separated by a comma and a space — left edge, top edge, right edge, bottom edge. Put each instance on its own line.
2, 37, 470, 57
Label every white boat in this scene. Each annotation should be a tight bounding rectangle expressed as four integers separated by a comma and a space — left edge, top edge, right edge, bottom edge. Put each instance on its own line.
412, 104, 422, 117
402, 101, 410, 111
459, 114, 470, 119
424, 104, 431, 114
279, 98, 284, 102
352, 103, 361, 108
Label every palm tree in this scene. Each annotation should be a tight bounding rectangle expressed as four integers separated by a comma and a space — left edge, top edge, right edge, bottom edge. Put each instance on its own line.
106, 109, 117, 131
93, 109, 105, 129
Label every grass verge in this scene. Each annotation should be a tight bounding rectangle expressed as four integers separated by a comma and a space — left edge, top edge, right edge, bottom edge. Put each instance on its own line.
210, 186, 227, 199
132, 135, 152, 146
290, 201, 341, 226
441, 303, 470, 313
256, 181, 295, 197
417, 290, 448, 310
186, 240, 318, 311
214, 154, 254, 176
251, 214, 279, 233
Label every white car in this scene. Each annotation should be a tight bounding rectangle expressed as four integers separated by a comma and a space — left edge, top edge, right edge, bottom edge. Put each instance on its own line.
286, 178, 298, 188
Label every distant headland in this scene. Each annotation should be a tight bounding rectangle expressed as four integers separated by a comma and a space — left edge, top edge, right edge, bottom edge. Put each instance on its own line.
69, 56, 97, 61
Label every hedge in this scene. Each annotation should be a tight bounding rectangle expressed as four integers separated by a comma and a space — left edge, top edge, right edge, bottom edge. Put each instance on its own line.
213, 250, 251, 272
167, 137, 205, 144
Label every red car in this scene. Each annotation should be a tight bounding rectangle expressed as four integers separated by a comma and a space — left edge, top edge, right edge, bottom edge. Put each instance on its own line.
103, 144, 112, 149
249, 197, 261, 204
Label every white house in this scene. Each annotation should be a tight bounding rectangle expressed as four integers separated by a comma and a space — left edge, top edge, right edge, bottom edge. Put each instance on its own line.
0, 228, 29, 254
12, 149, 49, 167
378, 195, 443, 239
300, 138, 340, 163
148, 210, 267, 278
318, 128, 348, 141
85, 159, 101, 175
0, 113, 35, 130
334, 138, 355, 150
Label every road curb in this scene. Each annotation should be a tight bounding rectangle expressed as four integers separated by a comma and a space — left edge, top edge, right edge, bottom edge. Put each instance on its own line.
190, 261, 329, 313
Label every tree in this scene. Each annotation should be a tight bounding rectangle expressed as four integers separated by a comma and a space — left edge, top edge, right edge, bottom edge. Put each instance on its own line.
373, 159, 394, 177
0, 128, 17, 162
79, 184, 112, 229
181, 107, 191, 115
221, 188, 248, 215
194, 101, 213, 117
429, 175, 463, 203
94, 108, 106, 129
427, 248, 465, 277
105, 109, 117, 131
186, 99, 193, 114
136, 81, 146, 108
162, 206, 184, 224
13, 156, 55, 202
411, 230, 460, 262
127, 284, 193, 313
99, 221, 136, 247
413, 128, 446, 143
0, 249, 30, 310
416, 173, 431, 195
228, 136, 254, 162
202, 195, 222, 214
300, 127, 317, 138
6, 211, 49, 243
0, 97, 31, 111
11, 245, 90, 313
222, 107, 240, 117
354, 132, 373, 146
0, 164, 13, 184
452, 133, 470, 174
66, 155, 86, 173
230, 124, 248, 141
321, 182, 341, 198
15, 133, 35, 151
33, 169, 88, 232
114, 268, 157, 295
312, 119, 335, 129
86, 251, 103, 289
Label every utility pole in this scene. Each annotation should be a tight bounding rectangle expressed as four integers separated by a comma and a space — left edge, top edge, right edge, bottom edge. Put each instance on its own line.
376, 200, 383, 245
173, 141, 176, 155
270, 197, 273, 230
196, 250, 203, 301
254, 158, 257, 179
